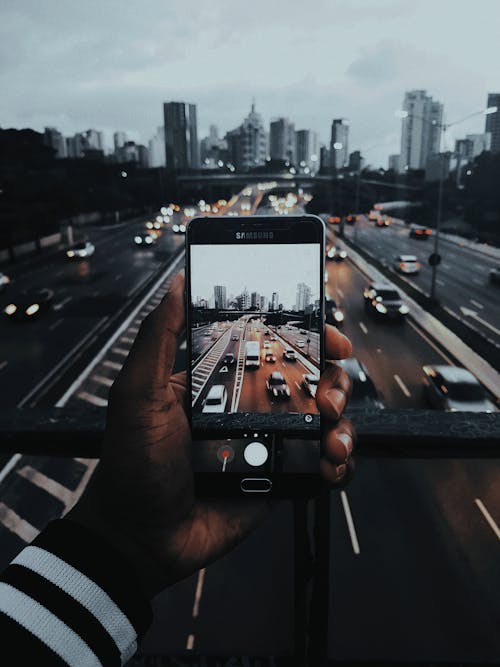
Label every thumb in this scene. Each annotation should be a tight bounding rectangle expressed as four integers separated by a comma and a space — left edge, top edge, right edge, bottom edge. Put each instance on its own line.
113, 272, 185, 398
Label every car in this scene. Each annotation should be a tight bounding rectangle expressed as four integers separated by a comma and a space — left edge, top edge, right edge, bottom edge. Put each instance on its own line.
222, 353, 235, 365
266, 372, 291, 399
328, 215, 341, 225
202, 385, 228, 413
0, 272, 11, 291
393, 254, 421, 274
326, 244, 347, 261
375, 217, 390, 227
3, 287, 54, 320
231, 334, 239, 341
302, 374, 319, 398
363, 283, 409, 320
368, 210, 380, 221
264, 330, 270, 336
66, 241, 95, 259
283, 349, 296, 361
325, 295, 345, 325
296, 341, 305, 348
300, 329, 306, 334
337, 358, 384, 409
263, 341, 271, 349
345, 214, 357, 225
264, 352, 276, 363
409, 224, 431, 239
489, 266, 500, 285
269, 335, 276, 341
134, 233, 156, 246
423, 365, 497, 412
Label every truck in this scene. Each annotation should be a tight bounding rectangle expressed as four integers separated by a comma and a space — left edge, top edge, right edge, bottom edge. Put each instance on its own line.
244, 341, 261, 369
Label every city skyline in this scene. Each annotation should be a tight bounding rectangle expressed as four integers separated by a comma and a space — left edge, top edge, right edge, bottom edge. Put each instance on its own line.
2, 1, 500, 168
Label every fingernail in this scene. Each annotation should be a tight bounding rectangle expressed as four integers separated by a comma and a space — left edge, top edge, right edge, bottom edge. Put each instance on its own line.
325, 388, 346, 417
338, 433, 352, 462
336, 464, 346, 479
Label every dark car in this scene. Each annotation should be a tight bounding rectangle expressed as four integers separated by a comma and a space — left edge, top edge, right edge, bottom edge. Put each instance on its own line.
326, 244, 347, 261
266, 372, 291, 399
264, 352, 276, 363
423, 365, 497, 412
222, 353, 235, 365
489, 266, 500, 285
3, 287, 54, 320
409, 224, 431, 240
363, 283, 409, 320
337, 358, 384, 409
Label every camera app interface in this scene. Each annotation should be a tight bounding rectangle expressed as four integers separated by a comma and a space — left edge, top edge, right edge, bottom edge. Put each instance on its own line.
190, 242, 321, 432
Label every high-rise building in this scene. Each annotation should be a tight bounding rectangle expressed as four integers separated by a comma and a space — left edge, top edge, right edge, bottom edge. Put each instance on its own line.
214, 285, 227, 310
259, 295, 267, 311
115, 141, 149, 167
398, 90, 443, 172
388, 154, 400, 171
163, 101, 199, 170
465, 132, 492, 157
200, 125, 228, 168
237, 287, 250, 310
295, 283, 312, 312
295, 130, 319, 172
269, 118, 295, 163
43, 127, 66, 158
66, 130, 104, 158
113, 132, 127, 152
330, 119, 349, 169
148, 127, 166, 167
348, 150, 364, 171
250, 291, 260, 309
83, 129, 104, 151
319, 145, 330, 171
225, 103, 267, 171
271, 292, 279, 311
485, 94, 500, 153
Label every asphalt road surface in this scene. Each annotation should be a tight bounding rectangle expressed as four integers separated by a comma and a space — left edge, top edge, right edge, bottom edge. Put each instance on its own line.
0, 189, 498, 661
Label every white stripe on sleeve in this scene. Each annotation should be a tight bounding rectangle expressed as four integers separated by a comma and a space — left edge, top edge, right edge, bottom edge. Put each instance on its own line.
0, 582, 102, 667
13, 546, 137, 663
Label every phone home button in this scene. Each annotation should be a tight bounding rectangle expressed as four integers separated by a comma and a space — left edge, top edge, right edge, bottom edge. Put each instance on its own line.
241, 478, 272, 493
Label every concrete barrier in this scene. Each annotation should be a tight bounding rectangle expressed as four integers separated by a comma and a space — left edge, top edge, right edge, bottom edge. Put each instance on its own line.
13, 240, 37, 258
39, 232, 62, 248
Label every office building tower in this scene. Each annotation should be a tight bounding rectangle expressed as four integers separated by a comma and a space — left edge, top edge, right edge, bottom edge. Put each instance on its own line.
485, 94, 500, 153
270, 118, 296, 163
465, 132, 492, 157
319, 145, 330, 171
271, 292, 279, 311
114, 132, 127, 152
330, 119, 349, 169
296, 283, 312, 312
388, 154, 400, 171
295, 129, 319, 172
163, 101, 199, 170
398, 90, 443, 172
200, 125, 228, 168
43, 127, 66, 158
214, 285, 227, 310
348, 150, 364, 171
148, 126, 166, 167
260, 295, 267, 311
225, 103, 267, 171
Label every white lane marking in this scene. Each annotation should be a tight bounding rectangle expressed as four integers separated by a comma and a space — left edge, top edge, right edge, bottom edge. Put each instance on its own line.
475, 498, 500, 540
394, 374, 411, 397
91, 374, 114, 387
340, 491, 360, 555
470, 299, 484, 310
436, 279, 446, 287
0, 502, 38, 542
120, 336, 134, 344
407, 321, 456, 366
103, 360, 122, 371
337, 288, 344, 299
472, 277, 482, 285
359, 322, 368, 334
53, 296, 73, 311
0, 454, 22, 485
77, 391, 108, 407
0, 360, 8, 371
294, 381, 301, 391
49, 318, 64, 331
442, 263, 451, 270
186, 634, 195, 650
113, 273, 123, 281
128, 326, 139, 334
192, 568, 206, 618
179, 340, 187, 350
111, 347, 129, 357
473, 263, 484, 270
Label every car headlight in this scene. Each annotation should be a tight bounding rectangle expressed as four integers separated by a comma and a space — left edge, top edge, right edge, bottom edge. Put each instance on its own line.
334, 310, 344, 322
273, 388, 278, 396
146, 222, 153, 229
4, 303, 17, 316
399, 304, 409, 314
134, 236, 142, 244
173, 224, 179, 232
327, 249, 335, 258
339, 251, 347, 258
145, 236, 153, 244
66, 250, 75, 258
286, 388, 290, 396
26, 303, 40, 316
375, 303, 387, 314
180, 224, 186, 233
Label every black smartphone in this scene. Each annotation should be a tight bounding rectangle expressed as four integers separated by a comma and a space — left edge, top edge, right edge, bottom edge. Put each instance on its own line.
186, 214, 325, 496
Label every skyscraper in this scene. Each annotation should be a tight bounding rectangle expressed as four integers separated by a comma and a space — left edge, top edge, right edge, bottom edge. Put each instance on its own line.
214, 285, 227, 310
295, 130, 319, 172
225, 103, 267, 171
330, 119, 349, 169
485, 94, 500, 153
271, 292, 279, 311
148, 127, 166, 167
388, 154, 400, 171
163, 101, 199, 170
251, 292, 261, 309
296, 283, 312, 312
398, 90, 443, 172
270, 118, 295, 163
43, 127, 66, 158
113, 132, 127, 152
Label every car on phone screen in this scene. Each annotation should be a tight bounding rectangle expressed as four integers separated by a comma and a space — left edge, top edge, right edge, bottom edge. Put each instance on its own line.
409, 224, 431, 239
3, 287, 54, 320
363, 283, 409, 320
231, 334, 239, 341
393, 254, 421, 274
202, 385, 228, 413
263, 341, 271, 349
302, 374, 319, 398
423, 365, 497, 412
296, 341, 305, 348
283, 349, 296, 361
337, 358, 384, 409
222, 353, 235, 366
266, 372, 291, 399
264, 352, 276, 363
489, 266, 500, 285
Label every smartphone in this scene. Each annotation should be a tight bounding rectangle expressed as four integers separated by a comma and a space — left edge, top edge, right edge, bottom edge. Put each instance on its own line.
186, 214, 325, 496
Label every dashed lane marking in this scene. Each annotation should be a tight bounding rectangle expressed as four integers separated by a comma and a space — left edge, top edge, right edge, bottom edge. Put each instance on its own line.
91, 374, 114, 387
0, 502, 38, 543
0, 361, 7, 371
340, 491, 360, 555
337, 288, 345, 299
49, 318, 64, 331
470, 299, 484, 310
359, 322, 368, 334
394, 374, 411, 397
407, 321, 455, 366
111, 347, 129, 357
186, 634, 195, 650
120, 336, 134, 345
192, 568, 206, 618
77, 391, 108, 407
475, 498, 500, 540
103, 360, 122, 371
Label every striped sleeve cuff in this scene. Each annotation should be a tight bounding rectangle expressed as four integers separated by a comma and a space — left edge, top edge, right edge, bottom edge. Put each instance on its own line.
0, 519, 152, 666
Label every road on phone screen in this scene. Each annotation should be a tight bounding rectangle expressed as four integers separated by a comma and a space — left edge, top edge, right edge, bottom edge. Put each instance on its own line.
0, 185, 499, 662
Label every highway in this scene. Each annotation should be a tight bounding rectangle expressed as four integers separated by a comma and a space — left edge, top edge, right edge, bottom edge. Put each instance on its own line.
0, 186, 499, 661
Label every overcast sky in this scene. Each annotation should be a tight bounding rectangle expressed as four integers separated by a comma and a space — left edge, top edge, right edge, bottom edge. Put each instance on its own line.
190, 243, 320, 308
2, 0, 499, 166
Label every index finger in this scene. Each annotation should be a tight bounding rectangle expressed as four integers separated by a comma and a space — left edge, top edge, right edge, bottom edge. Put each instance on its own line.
325, 324, 352, 361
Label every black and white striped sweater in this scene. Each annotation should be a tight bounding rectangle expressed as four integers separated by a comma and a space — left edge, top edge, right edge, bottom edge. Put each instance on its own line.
0, 519, 152, 666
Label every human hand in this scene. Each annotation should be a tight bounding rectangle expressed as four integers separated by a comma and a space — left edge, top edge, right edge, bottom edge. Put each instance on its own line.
69, 273, 355, 598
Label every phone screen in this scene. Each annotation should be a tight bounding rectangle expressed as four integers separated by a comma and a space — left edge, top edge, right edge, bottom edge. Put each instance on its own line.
187, 216, 324, 440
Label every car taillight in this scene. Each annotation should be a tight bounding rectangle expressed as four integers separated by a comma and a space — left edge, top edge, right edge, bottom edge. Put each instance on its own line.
416, 262, 421, 268
400, 263, 406, 268
416, 229, 422, 234
425, 229, 431, 235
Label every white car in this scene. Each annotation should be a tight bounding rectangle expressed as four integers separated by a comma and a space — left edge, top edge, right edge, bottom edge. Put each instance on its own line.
0, 272, 10, 290
394, 255, 421, 274
202, 385, 228, 413
66, 241, 95, 259
302, 374, 319, 398
263, 341, 271, 348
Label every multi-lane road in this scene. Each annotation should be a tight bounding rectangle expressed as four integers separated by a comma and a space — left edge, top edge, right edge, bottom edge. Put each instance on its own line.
0, 187, 499, 662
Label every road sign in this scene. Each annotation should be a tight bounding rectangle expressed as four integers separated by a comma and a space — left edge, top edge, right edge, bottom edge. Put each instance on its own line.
428, 253, 441, 266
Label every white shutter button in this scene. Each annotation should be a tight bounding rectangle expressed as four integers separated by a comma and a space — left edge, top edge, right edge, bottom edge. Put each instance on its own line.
244, 441, 268, 467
